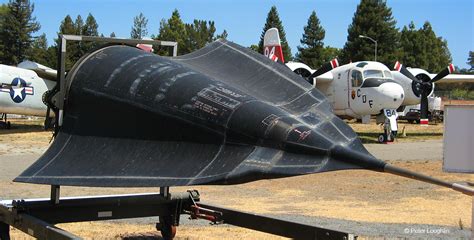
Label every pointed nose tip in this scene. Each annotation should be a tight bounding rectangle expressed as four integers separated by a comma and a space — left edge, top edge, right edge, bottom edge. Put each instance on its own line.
380, 82, 405, 108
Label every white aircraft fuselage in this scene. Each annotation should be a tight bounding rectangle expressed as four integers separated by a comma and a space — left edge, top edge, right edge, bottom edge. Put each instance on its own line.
287, 61, 405, 119
0, 64, 55, 117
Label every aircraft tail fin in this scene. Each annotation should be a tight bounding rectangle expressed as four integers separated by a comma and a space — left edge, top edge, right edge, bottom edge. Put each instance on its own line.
263, 28, 284, 63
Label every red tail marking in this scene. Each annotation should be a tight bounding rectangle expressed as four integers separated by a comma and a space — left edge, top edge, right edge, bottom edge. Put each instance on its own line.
394, 61, 402, 71
448, 64, 455, 73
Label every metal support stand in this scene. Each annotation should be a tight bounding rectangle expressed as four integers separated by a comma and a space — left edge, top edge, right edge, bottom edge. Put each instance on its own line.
50, 185, 60, 205
0, 191, 356, 240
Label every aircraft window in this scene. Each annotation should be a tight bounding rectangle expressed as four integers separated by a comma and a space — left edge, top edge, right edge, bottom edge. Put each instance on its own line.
363, 70, 383, 79
351, 70, 363, 87
384, 70, 393, 79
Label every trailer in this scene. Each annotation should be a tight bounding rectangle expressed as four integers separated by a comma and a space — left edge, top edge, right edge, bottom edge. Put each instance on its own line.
0, 186, 356, 240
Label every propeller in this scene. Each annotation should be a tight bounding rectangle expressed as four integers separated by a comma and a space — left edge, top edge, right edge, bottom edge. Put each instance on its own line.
309, 58, 339, 79
394, 61, 454, 121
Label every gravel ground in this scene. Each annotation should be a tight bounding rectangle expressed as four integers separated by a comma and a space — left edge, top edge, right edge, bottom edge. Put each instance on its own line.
0, 131, 472, 239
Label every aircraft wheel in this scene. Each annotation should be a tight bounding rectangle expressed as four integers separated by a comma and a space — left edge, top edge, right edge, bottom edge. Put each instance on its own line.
378, 134, 386, 143
157, 216, 176, 240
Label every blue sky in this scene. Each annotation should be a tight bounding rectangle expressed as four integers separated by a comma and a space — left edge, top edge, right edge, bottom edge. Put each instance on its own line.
2, 0, 473, 69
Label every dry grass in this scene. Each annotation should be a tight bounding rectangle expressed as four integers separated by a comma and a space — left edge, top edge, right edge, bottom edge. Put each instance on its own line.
348, 121, 443, 143
2, 119, 471, 240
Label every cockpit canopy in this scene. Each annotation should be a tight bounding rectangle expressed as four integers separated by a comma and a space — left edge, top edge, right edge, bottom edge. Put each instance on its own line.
351, 69, 394, 88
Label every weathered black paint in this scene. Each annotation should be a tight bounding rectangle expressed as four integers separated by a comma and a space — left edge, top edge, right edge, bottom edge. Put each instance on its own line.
15, 40, 385, 187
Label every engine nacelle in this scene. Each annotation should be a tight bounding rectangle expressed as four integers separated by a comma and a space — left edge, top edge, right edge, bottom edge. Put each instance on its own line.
392, 68, 435, 106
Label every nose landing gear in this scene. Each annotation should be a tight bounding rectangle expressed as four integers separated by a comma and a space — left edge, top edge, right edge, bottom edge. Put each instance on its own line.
377, 109, 398, 144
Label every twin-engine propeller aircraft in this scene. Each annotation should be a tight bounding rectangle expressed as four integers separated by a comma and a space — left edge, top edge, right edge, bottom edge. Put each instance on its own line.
392, 62, 474, 124
0, 61, 56, 129
15, 36, 473, 200
263, 28, 405, 143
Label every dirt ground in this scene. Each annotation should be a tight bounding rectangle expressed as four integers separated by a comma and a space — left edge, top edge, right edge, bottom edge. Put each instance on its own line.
1, 119, 473, 239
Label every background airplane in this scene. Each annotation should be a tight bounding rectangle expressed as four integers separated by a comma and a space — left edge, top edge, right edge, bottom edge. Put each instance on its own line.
263, 28, 405, 143
392, 62, 474, 124
0, 61, 56, 129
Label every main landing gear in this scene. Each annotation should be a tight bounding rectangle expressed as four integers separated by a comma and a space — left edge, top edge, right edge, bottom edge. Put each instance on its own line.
0, 114, 11, 129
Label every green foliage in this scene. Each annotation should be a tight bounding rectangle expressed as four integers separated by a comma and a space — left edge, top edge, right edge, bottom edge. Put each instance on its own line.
26, 33, 52, 66
54, 13, 100, 69
249, 44, 259, 52
258, 6, 292, 61
157, 9, 222, 56
341, 0, 399, 66
157, 10, 187, 55
110, 32, 116, 38
0, 0, 40, 65
183, 20, 216, 53
0, 4, 8, 61
296, 11, 326, 69
216, 29, 228, 40
321, 46, 341, 63
468, 51, 474, 71
130, 12, 148, 39
450, 88, 469, 100
399, 21, 452, 72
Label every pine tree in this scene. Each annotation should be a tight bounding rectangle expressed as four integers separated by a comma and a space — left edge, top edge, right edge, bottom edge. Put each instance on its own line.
55, 15, 77, 69
399, 21, 452, 72
0, 0, 40, 65
184, 20, 216, 53
216, 29, 228, 40
26, 33, 50, 66
110, 32, 116, 38
130, 12, 148, 39
81, 13, 99, 54
258, 6, 292, 61
296, 11, 326, 69
341, 0, 399, 66
82, 13, 98, 36
158, 10, 187, 55
468, 51, 474, 71
0, 4, 8, 62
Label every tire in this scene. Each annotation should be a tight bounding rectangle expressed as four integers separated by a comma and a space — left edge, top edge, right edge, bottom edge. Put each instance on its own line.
157, 216, 176, 240
378, 134, 386, 143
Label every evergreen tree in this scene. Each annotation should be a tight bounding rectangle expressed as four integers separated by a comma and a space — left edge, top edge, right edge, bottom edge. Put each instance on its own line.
110, 32, 116, 38
0, 0, 40, 65
258, 6, 292, 61
249, 44, 259, 52
26, 33, 50, 66
296, 11, 326, 69
341, 0, 399, 66
81, 13, 99, 54
468, 51, 474, 71
183, 20, 216, 53
157, 10, 187, 55
0, 4, 8, 61
399, 21, 452, 72
216, 29, 228, 40
321, 46, 341, 63
55, 15, 77, 69
82, 13, 99, 36
130, 12, 148, 39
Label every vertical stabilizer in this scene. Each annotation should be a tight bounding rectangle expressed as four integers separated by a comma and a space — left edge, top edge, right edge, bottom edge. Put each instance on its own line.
263, 28, 284, 63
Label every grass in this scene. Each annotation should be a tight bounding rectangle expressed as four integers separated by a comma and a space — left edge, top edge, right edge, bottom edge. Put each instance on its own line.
348, 120, 443, 143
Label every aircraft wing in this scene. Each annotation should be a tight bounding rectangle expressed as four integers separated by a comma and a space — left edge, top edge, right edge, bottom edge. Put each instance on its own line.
315, 71, 334, 83
17, 60, 57, 81
430, 73, 474, 83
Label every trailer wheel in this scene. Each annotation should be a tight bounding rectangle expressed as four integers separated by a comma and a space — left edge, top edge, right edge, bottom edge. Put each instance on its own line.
157, 216, 176, 240
378, 134, 386, 143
